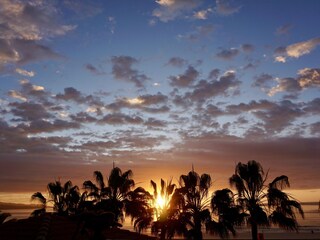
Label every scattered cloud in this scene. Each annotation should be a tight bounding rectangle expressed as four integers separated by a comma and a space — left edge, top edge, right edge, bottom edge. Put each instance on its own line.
107, 16, 116, 34
85, 64, 105, 75
15, 68, 35, 77
186, 70, 241, 103
167, 57, 188, 67
111, 56, 149, 88
241, 44, 255, 53
169, 65, 199, 87
268, 68, 320, 96
0, 0, 75, 70
276, 24, 293, 35
268, 78, 302, 96
193, 8, 212, 20
274, 37, 320, 62
178, 24, 214, 41
215, 0, 241, 16
216, 48, 240, 60
152, 0, 201, 22
99, 113, 144, 125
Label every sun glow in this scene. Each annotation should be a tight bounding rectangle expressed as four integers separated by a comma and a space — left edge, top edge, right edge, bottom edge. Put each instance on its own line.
155, 195, 166, 210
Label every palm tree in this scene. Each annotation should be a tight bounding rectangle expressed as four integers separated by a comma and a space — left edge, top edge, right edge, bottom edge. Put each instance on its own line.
229, 160, 304, 240
125, 186, 154, 233
83, 167, 146, 224
31, 180, 81, 216
31, 192, 47, 216
207, 188, 246, 238
150, 178, 179, 240
175, 169, 212, 240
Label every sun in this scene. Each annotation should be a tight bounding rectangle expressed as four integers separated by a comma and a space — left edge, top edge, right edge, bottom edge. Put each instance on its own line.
156, 195, 166, 210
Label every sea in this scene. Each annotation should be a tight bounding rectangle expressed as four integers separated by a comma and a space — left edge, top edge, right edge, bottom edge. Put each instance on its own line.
3, 203, 320, 239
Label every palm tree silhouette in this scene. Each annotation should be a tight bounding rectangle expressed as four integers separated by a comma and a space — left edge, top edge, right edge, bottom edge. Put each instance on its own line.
125, 186, 154, 233
83, 166, 153, 228
31, 180, 81, 216
174, 169, 212, 240
207, 188, 246, 238
31, 192, 47, 216
229, 160, 304, 240
150, 178, 178, 240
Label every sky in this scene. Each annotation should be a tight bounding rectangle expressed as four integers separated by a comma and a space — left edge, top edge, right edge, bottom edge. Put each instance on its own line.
0, 0, 319, 203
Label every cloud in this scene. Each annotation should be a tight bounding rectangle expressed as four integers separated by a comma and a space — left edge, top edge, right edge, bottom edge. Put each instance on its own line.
216, 48, 240, 60
167, 57, 187, 67
111, 56, 149, 88
252, 73, 273, 91
178, 24, 214, 41
106, 93, 169, 113
276, 24, 293, 35
274, 37, 320, 62
8, 79, 48, 103
186, 70, 241, 102
107, 16, 116, 34
193, 8, 212, 20
227, 100, 303, 133
0, 0, 75, 69
152, 0, 201, 22
10, 101, 52, 121
99, 113, 144, 125
56, 87, 103, 106
310, 122, 320, 135
0, 39, 62, 67
297, 68, 320, 88
169, 65, 199, 87
268, 68, 320, 96
70, 112, 98, 123
215, 0, 241, 16
19, 119, 81, 134
15, 68, 35, 77
268, 78, 302, 96
85, 63, 105, 75
0, 0, 75, 41
241, 44, 255, 53
145, 118, 168, 128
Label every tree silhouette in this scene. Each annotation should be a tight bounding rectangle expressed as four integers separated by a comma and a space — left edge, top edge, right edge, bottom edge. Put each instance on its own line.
150, 178, 179, 240
229, 160, 304, 240
207, 188, 246, 238
174, 169, 212, 240
83, 166, 152, 228
31, 180, 80, 216
125, 186, 154, 233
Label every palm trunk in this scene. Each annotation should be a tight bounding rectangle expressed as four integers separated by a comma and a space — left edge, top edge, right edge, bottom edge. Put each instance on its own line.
160, 225, 166, 240
194, 220, 203, 240
251, 222, 258, 240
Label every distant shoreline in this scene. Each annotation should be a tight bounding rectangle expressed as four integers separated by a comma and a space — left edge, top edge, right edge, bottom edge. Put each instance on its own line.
0, 202, 43, 210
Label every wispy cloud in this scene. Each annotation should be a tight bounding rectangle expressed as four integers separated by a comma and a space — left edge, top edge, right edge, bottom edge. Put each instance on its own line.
215, 0, 241, 16
153, 0, 201, 22
274, 37, 320, 62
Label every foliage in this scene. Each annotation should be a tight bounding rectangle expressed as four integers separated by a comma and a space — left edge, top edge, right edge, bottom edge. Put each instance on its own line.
31, 180, 81, 216
230, 160, 304, 240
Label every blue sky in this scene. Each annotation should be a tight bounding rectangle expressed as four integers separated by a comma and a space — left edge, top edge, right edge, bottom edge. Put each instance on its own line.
0, 0, 319, 202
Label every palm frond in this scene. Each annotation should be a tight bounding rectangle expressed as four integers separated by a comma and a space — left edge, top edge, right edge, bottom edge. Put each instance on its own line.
269, 175, 290, 189
31, 192, 46, 205
94, 171, 105, 189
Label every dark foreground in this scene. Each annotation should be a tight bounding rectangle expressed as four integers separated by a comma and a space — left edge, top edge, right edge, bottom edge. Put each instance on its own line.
0, 213, 156, 240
